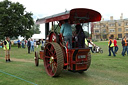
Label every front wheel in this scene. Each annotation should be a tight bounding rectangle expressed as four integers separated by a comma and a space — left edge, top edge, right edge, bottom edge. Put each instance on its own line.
44, 42, 64, 77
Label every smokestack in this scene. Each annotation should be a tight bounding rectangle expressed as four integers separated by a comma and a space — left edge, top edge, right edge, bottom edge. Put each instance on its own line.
110, 16, 113, 20
120, 13, 123, 20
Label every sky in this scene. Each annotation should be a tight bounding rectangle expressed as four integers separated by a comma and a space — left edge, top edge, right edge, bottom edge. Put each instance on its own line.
4, 0, 128, 20
1, 0, 128, 38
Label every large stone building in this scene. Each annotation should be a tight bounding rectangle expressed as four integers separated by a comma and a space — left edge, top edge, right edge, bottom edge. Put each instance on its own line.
92, 14, 128, 40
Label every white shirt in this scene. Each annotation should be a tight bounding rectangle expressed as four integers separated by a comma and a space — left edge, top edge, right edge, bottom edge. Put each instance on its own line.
89, 42, 93, 47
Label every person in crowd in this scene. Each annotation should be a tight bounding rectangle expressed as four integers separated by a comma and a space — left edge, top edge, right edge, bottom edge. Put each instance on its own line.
89, 39, 94, 53
43, 39, 45, 46
84, 37, 95, 51
3, 37, 11, 62
27, 38, 31, 54
74, 24, 85, 48
85, 37, 89, 48
8, 38, 11, 50
126, 38, 128, 55
25, 39, 27, 48
30, 39, 34, 52
121, 37, 125, 55
41, 39, 45, 50
114, 38, 118, 54
41, 39, 44, 47
122, 36, 127, 56
22, 39, 25, 48
60, 19, 72, 49
17, 39, 21, 48
34, 39, 36, 48
108, 37, 116, 56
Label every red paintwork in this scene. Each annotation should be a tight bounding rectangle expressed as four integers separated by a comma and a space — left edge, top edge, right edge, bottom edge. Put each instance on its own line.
69, 8, 101, 24
68, 49, 90, 71
40, 51, 44, 60
49, 32, 58, 42
38, 31, 91, 74
46, 32, 91, 71
36, 8, 101, 24
66, 42, 69, 66
44, 43, 58, 76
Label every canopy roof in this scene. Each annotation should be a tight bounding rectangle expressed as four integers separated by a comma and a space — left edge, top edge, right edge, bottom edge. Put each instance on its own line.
36, 8, 102, 24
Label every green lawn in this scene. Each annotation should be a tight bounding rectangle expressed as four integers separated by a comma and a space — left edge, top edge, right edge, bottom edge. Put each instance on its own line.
0, 41, 128, 85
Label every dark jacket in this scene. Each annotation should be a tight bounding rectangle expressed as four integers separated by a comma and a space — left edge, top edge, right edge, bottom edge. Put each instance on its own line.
122, 40, 125, 46
27, 41, 31, 47
109, 40, 112, 47
76, 29, 85, 48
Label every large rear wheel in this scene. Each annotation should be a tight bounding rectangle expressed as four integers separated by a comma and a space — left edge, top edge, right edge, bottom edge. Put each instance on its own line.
44, 42, 64, 77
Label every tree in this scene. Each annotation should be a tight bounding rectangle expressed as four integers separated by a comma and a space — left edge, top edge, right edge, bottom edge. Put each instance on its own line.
25, 23, 41, 39
84, 31, 89, 38
0, 0, 34, 39
32, 23, 40, 34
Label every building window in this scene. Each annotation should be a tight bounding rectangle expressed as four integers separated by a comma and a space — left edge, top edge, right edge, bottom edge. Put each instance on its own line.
101, 24, 106, 28
96, 35, 100, 39
102, 29, 106, 33
125, 22, 128, 26
95, 30, 100, 33
125, 28, 128, 31
125, 33, 128, 38
118, 28, 122, 32
118, 23, 121, 26
109, 29, 115, 32
118, 34, 122, 38
101, 25, 103, 28
109, 23, 115, 27
95, 25, 100, 28
103, 35, 107, 39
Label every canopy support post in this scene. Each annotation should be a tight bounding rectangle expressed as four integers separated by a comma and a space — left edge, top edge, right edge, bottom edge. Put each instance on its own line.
45, 23, 49, 39
87, 13, 89, 38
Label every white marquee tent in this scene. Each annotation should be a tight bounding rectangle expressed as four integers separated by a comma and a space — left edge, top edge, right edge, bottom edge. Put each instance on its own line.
31, 34, 45, 41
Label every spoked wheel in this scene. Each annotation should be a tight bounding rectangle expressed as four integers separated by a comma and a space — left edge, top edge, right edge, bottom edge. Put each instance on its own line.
44, 42, 64, 77
35, 51, 39, 66
100, 49, 103, 53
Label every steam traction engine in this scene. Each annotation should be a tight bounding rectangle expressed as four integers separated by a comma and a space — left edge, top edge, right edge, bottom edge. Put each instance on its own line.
35, 8, 101, 77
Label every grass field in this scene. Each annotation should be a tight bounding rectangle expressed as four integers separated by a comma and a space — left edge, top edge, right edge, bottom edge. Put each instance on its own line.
0, 41, 128, 85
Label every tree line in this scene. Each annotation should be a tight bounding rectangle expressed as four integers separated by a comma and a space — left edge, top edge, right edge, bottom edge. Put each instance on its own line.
0, 0, 40, 40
